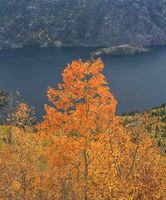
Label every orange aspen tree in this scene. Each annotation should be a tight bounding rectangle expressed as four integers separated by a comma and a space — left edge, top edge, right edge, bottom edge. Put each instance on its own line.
39, 59, 164, 199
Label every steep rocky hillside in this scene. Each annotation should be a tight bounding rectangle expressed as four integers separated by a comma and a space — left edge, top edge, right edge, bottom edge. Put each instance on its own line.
0, 0, 166, 49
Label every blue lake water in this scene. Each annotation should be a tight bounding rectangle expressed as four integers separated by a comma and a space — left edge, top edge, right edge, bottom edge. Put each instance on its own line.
0, 46, 166, 119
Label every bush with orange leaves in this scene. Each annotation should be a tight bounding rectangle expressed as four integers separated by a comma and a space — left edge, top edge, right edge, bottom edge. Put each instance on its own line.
39, 59, 165, 199
8, 102, 36, 129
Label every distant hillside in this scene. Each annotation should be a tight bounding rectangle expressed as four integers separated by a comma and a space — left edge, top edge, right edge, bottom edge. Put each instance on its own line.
0, 0, 166, 49
123, 104, 166, 155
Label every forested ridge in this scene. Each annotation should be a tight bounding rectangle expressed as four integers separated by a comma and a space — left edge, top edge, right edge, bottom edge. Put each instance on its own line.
1, 0, 166, 49
0, 59, 166, 199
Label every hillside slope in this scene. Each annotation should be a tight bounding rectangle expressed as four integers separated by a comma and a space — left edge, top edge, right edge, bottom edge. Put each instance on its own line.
123, 104, 166, 155
0, 0, 166, 48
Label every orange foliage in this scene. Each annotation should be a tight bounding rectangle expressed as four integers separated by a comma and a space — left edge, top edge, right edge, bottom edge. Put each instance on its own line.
0, 59, 165, 199
8, 102, 36, 129
39, 59, 165, 199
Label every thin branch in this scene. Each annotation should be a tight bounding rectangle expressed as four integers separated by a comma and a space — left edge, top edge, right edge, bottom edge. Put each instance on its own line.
125, 145, 139, 179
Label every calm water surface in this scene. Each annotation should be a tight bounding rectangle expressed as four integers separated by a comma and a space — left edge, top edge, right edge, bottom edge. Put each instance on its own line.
0, 46, 166, 119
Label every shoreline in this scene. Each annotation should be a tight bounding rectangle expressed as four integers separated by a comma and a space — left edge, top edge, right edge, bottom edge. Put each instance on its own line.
1, 43, 166, 51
